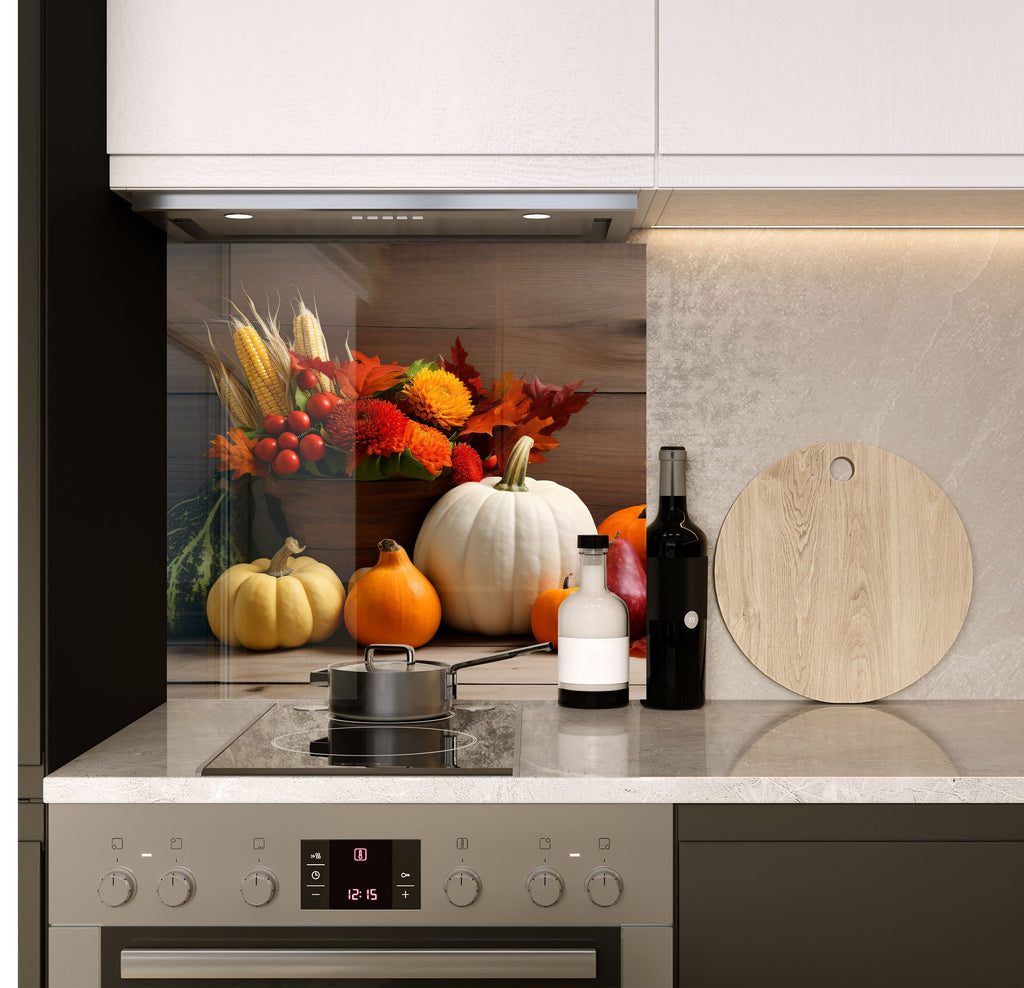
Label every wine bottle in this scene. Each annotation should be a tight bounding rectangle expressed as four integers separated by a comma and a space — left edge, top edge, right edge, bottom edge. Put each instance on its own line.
643, 446, 708, 710
557, 535, 630, 709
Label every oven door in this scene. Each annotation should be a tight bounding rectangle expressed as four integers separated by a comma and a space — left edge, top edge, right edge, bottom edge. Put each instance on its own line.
98, 926, 624, 987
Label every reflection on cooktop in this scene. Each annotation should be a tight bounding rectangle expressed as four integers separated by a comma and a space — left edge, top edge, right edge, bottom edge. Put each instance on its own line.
201, 702, 519, 776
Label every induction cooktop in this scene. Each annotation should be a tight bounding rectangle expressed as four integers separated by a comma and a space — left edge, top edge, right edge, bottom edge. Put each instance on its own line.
201, 702, 520, 776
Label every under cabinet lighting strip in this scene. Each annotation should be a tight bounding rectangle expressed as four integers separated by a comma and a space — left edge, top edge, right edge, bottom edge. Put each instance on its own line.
650, 224, 1024, 229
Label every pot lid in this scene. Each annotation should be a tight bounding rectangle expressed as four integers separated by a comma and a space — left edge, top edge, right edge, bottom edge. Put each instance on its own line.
329, 645, 445, 674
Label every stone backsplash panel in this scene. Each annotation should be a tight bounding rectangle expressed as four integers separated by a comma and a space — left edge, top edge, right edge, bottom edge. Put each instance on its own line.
639, 228, 1023, 700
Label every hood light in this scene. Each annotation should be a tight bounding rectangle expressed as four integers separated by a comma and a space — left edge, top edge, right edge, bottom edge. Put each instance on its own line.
224, 212, 254, 220
523, 213, 551, 220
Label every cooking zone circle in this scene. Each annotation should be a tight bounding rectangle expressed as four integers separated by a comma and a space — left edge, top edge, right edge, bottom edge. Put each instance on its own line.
272, 725, 478, 759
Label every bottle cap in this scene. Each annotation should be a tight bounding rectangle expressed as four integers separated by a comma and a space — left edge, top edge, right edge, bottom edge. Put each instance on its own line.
577, 534, 609, 549
659, 446, 687, 460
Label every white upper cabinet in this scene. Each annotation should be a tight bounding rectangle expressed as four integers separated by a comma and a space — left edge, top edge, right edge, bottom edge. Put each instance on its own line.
108, 0, 655, 163
109, 0, 1023, 193
659, 0, 1024, 154
657, 0, 1024, 188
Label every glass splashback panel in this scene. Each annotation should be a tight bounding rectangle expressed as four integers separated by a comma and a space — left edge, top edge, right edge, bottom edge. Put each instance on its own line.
166, 242, 646, 695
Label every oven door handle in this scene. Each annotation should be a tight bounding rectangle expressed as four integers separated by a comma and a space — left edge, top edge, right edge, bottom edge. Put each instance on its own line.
121, 947, 598, 980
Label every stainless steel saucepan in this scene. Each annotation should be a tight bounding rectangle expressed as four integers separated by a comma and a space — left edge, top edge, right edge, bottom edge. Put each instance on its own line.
311, 642, 554, 722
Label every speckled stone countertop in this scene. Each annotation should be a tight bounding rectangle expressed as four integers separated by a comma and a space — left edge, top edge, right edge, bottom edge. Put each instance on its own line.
43, 699, 1024, 804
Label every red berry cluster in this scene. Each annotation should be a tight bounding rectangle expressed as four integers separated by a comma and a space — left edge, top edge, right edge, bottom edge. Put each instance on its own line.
253, 381, 341, 475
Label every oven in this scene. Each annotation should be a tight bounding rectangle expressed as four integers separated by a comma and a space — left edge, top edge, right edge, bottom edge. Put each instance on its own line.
48, 803, 673, 987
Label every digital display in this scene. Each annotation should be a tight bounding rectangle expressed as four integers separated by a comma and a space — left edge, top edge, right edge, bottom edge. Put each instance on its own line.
300, 839, 420, 910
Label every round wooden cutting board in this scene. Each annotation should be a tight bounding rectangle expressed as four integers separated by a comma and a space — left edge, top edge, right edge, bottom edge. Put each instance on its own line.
714, 442, 972, 703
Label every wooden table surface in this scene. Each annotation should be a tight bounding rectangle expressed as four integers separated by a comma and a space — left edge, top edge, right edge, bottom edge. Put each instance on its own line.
167, 632, 647, 700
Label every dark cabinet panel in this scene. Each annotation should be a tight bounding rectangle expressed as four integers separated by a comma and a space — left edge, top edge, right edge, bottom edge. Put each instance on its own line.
677, 834, 1024, 987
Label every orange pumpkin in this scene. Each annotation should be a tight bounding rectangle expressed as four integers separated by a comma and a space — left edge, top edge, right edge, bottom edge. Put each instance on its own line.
343, 539, 442, 647
597, 505, 647, 571
529, 577, 579, 649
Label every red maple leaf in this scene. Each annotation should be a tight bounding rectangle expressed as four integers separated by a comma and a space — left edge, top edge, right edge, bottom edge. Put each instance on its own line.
522, 377, 596, 435
205, 428, 267, 480
439, 336, 484, 397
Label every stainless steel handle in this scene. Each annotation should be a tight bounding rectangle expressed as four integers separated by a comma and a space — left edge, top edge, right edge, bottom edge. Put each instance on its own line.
364, 643, 416, 672
121, 947, 596, 980
447, 641, 554, 677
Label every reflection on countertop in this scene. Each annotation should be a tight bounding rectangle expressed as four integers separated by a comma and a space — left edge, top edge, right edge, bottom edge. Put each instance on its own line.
43, 699, 1024, 805
520, 700, 1023, 778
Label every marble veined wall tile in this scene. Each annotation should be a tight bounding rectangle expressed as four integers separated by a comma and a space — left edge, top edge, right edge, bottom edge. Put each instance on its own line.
637, 228, 1024, 700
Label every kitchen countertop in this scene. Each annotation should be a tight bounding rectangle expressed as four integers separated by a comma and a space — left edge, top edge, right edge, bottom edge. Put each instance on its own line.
43, 699, 1024, 804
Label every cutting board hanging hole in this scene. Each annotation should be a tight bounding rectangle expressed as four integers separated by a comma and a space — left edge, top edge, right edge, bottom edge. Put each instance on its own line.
829, 456, 855, 482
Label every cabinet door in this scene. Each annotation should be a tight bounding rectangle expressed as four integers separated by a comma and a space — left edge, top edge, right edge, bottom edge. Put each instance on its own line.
677, 840, 1024, 987
108, 0, 655, 156
659, 0, 1024, 155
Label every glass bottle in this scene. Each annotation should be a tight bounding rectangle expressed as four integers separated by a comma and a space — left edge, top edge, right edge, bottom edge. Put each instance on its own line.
557, 535, 630, 708
643, 446, 708, 709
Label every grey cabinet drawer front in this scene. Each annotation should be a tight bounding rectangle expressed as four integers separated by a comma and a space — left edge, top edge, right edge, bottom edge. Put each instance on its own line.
677, 840, 1024, 988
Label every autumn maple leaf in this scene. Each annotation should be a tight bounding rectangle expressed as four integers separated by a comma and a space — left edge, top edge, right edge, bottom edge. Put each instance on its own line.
490, 415, 559, 468
459, 373, 531, 437
439, 336, 484, 397
205, 428, 267, 480
523, 377, 596, 435
294, 352, 405, 399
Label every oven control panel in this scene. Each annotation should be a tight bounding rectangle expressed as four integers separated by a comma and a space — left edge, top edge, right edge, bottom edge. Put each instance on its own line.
49, 803, 672, 927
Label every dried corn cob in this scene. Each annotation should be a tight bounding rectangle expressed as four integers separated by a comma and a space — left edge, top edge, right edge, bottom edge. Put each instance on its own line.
234, 292, 294, 389
206, 327, 260, 429
292, 297, 334, 392
167, 323, 260, 430
232, 316, 289, 418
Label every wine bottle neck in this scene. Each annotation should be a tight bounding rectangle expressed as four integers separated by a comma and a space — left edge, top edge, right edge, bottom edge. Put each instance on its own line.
657, 493, 689, 516
659, 456, 687, 498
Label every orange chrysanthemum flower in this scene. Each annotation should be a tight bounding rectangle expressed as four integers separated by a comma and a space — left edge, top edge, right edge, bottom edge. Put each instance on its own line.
403, 421, 453, 477
403, 367, 474, 430
324, 398, 408, 469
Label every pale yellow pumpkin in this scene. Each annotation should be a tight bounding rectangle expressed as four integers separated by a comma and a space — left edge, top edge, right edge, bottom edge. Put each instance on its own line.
206, 537, 345, 650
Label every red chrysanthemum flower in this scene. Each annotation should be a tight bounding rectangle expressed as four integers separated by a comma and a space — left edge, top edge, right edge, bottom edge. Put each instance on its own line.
403, 421, 453, 477
324, 398, 408, 471
451, 443, 483, 485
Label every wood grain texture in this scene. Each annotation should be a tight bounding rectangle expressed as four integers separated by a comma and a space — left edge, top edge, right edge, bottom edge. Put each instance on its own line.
166, 638, 646, 687
714, 442, 972, 703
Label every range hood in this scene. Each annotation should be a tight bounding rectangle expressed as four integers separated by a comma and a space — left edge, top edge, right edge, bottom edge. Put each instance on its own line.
120, 191, 639, 243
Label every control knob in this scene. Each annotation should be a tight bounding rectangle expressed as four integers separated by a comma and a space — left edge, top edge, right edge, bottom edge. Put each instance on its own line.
241, 867, 278, 907
585, 867, 623, 907
443, 867, 481, 907
97, 868, 136, 907
525, 867, 564, 907
157, 868, 196, 907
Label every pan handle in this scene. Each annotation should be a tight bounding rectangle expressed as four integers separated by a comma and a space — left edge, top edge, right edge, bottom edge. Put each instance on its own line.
364, 644, 416, 672
447, 641, 554, 684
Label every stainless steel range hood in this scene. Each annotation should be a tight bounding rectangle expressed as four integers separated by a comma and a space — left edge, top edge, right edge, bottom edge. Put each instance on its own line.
121, 191, 639, 243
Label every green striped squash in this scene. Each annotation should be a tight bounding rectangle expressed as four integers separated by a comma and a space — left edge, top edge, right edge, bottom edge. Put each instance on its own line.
167, 477, 252, 637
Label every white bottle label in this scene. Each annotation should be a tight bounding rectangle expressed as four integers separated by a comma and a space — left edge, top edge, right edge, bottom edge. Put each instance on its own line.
557, 637, 630, 691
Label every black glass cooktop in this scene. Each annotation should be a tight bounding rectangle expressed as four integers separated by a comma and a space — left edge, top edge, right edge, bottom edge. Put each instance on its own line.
201, 702, 520, 776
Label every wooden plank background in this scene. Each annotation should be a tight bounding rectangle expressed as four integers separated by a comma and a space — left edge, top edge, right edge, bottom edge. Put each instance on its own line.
168, 242, 647, 529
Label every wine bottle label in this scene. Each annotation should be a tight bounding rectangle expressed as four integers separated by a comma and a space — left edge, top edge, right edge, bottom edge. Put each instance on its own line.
557, 637, 630, 691
647, 557, 708, 621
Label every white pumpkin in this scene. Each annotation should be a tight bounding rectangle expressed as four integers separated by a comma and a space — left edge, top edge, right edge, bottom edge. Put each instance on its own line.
413, 436, 597, 635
